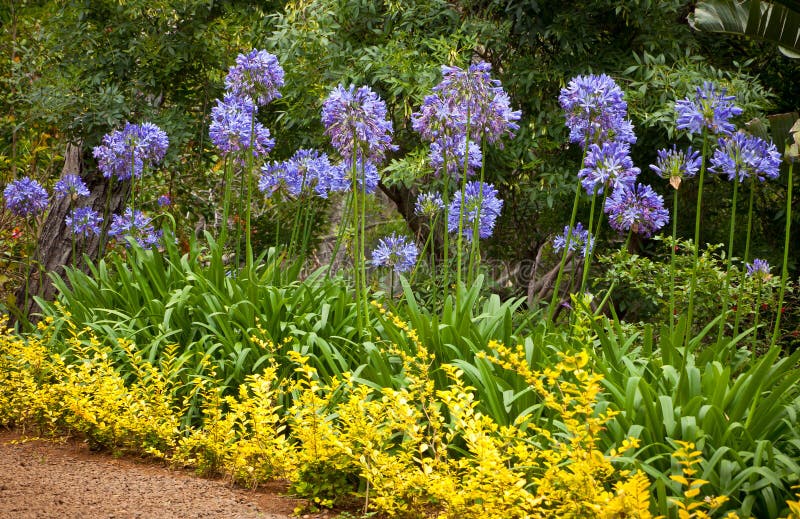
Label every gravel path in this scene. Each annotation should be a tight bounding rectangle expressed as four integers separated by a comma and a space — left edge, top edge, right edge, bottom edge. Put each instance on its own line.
0, 430, 299, 519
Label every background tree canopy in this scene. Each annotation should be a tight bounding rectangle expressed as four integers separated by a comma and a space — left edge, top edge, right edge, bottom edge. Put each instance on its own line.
2, 0, 798, 293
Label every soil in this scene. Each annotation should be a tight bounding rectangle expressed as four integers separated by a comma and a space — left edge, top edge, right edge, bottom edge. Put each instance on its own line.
0, 429, 320, 519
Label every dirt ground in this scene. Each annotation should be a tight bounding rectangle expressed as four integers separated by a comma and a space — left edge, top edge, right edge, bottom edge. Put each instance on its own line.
0, 429, 316, 519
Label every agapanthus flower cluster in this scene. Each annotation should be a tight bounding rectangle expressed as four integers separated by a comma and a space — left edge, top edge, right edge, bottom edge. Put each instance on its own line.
431, 61, 521, 144
337, 159, 380, 194
604, 183, 669, 238
415, 191, 445, 219
552, 222, 594, 258
746, 258, 771, 279
559, 74, 636, 146
108, 208, 162, 248
447, 181, 503, 242
65, 207, 103, 238
675, 81, 743, 136
649, 145, 702, 190
411, 93, 464, 142
371, 233, 419, 274
322, 84, 397, 164
260, 149, 342, 198
209, 95, 275, 157
428, 135, 482, 178
157, 194, 171, 207
4, 177, 49, 217
710, 132, 782, 183
93, 122, 169, 180
224, 49, 285, 107
54, 174, 90, 200
578, 141, 640, 194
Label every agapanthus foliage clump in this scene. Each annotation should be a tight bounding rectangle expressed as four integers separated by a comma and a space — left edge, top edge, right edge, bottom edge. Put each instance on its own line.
604, 183, 669, 238
322, 84, 396, 164
746, 258, 772, 279
93, 122, 169, 180
649, 145, 702, 189
108, 208, 162, 248
65, 207, 103, 238
4, 177, 49, 217
209, 95, 275, 157
675, 81, 743, 136
710, 132, 782, 183
224, 49, 285, 107
54, 174, 90, 200
371, 233, 419, 274
447, 181, 503, 241
414, 191, 444, 219
559, 73, 636, 146
578, 141, 640, 194
260, 149, 341, 198
553, 222, 594, 258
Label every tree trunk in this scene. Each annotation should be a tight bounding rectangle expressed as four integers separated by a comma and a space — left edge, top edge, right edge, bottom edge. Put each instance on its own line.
15, 141, 130, 323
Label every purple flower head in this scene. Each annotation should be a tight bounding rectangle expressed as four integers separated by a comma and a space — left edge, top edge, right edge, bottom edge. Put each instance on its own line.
65, 207, 103, 238
371, 233, 419, 274
224, 49, 284, 107
93, 122, 169, 180
604, 183, 669, 238
157, 194, 171, 207
4, 177, 49, 217
559, 74, 636, 146
429, 135, 482, 179
322, 84, 397, 164
54, 174, 90, 200
431, 61, 521, 144
411, 93, 465, 142
710, 132, 782, 183
336, 159, 380, 194
649, 145, 702, 190
675, 82, 743, 136
447, 181, 503, 242
108, 208, 162, 248
414, 191, 445, 219
209, 94, 275, 157
260, 149, 338, 198
746, 258, 771, 279
552, 222, 594, 258
579, 141, 640, 195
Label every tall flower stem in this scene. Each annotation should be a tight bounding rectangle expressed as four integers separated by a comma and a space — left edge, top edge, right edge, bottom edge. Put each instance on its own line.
441, 169, 452, 302
326, 194, 353, 279
733, 181, 756, 339
549, 181, 582, 321
456, 111, 471, 302
753, 278, 763, 346
468, 135, 487, 285
579, 187, 599, 294
771, 160, 793, 347
686, 132, 709, 345
244, 110, 257, 271
359, 161, 369, 333
716, 177, 740, 345
220, 157, 232, 248
409, 213, 439, 287
350, 155, 363, 332
669, 188, 680, 335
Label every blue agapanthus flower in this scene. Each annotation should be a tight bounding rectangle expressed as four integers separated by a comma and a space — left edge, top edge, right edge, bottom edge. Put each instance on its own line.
209, 94, 275, 157
746, 258, 771, 279
649, 145, 702, 189
224, 49, 284, 107
93, 122, 169, 180
157, 194, 171, 207
447, 181, 503, 242
675, 82, 743, 136
108, 208, 162, 248
414, 191, 445, 219
337, 159, 380, 194
371, 233, 419, 274
430, 61, 521, 144
65, 206, 103, 238
552, 222, 594, 258
4, 176, 49, 217
559, 74, 636, 146
579, 141, 640, 195
604, 183, 669, 238
54, 174, 90, 200
322, 84, 397, 164
260, 149, 338, 198
429, 135, 483, 179
709, 132, 782, 183
411, 93, 465, 142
